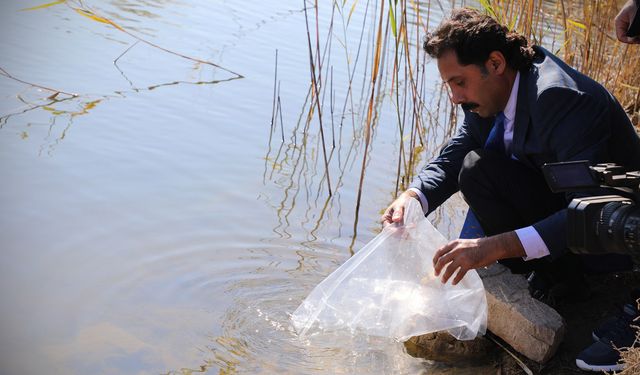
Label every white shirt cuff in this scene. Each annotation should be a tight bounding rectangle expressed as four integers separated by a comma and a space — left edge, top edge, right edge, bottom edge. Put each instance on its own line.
515, 226, 550, 261
407, 188, 429, 215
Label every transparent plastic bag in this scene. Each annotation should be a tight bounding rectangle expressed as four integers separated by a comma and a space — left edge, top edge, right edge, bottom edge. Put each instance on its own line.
291, 198, 487, 341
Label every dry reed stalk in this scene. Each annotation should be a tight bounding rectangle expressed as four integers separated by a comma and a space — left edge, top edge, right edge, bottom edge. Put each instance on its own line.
276, 0, 638, 246
607, 301, 640, 374
482, 0, 639, 127
66, 1, 243, 79
351, 0, 386, 248
0, 67, 77, 97
404, 0, 431, 188
303, 0, 333, 197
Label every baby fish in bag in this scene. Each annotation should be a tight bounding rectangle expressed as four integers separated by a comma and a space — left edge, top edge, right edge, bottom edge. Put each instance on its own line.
291, 198, 487, 341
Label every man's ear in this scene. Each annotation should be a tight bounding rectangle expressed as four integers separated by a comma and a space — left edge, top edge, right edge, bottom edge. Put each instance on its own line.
486, 51, 507, 74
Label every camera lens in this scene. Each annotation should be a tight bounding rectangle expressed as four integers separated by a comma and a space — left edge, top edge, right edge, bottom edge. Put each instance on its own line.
597, 201, 640, 253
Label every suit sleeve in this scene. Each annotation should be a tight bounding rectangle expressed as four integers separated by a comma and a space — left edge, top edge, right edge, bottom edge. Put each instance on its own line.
531, 87, 612, 258
409, 118, 481, 215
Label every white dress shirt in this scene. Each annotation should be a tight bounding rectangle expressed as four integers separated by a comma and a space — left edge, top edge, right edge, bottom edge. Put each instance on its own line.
409, 72, 550, 260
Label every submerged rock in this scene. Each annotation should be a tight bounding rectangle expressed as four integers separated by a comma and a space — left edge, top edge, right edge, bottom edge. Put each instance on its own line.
405, 331, 496, 364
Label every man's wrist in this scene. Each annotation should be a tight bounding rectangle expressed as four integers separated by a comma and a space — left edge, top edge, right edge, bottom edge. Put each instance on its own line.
483, 231, 526, 260
503, 231, 526, 258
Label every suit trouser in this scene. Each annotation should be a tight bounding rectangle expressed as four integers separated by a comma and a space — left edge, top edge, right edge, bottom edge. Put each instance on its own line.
458, 149, 632, 278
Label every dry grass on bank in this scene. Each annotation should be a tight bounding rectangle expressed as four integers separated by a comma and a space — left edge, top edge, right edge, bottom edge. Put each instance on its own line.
616, 335, 640, 374
285, 0, 640, 246
611, 301, 640, 374
484, 0, 640, 128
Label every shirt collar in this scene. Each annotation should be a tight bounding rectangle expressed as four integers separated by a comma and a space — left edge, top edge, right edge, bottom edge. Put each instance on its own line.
503, 71, 520, 122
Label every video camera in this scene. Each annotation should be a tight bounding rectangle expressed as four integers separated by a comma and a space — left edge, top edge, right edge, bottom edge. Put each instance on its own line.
542, 161, 640, 255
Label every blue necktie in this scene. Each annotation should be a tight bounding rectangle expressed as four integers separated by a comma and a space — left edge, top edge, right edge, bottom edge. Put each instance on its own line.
459, 112, 506, 239
484, 112, 506, 154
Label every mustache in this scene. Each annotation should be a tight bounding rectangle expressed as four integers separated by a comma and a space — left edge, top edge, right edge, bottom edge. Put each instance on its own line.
460, 102, 479, 111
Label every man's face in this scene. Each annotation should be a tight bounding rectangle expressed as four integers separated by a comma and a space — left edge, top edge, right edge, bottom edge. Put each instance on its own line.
437, 50, 507, 118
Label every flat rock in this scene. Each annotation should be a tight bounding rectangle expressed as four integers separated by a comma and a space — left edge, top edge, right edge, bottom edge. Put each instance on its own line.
477, 263, 566, 363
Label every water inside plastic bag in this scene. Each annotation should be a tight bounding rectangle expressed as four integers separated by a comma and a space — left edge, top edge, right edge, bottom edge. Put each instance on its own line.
291, 198, 487, 341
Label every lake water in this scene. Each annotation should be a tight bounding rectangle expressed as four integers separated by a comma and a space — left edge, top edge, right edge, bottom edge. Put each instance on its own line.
0, 1, 482, 374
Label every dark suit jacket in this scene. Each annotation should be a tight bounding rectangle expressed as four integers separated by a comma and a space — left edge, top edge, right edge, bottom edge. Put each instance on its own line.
410, 46, 640, 257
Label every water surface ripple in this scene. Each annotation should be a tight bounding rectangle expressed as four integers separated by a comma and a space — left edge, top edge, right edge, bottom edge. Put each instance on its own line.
0, 1, 476, 374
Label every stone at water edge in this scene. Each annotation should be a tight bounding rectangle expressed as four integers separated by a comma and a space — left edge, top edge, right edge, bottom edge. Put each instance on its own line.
409, 263, 565, 364
477, 263, 566, 363
406, 331, 497, 364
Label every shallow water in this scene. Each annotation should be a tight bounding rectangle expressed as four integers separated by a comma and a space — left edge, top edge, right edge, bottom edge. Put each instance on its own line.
0, 1, 482, 374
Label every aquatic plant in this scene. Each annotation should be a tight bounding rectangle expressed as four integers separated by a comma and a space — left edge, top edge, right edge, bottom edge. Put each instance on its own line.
274, 0, 640, 245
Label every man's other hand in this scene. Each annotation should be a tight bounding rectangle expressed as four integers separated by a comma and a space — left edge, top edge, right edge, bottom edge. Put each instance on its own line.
381, 190, 420, 227
432, 231, 526, 285
615, 0, 640, 44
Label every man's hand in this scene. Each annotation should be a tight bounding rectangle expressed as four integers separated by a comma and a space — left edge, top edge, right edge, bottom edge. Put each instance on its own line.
433, 231, 526, 285
615, 0, 640, 44
381, 190, 421, 227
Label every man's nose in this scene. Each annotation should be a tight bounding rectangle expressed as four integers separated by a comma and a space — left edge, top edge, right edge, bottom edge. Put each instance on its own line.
449, 88, 465, 104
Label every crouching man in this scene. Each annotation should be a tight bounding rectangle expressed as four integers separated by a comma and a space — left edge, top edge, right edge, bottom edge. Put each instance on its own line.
382, 8, 640, 372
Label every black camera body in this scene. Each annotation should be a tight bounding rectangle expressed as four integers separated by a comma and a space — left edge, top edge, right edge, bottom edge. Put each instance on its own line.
542, 161, 640, 255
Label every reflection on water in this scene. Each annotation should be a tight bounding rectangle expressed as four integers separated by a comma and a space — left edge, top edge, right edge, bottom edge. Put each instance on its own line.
261, 0, 467, 252
1, 0, 243, 156
1, 0, 480, 374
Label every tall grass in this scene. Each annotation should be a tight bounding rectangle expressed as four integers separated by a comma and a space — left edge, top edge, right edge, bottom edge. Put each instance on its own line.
483, 0, 640, 125
266, 0, 639, 247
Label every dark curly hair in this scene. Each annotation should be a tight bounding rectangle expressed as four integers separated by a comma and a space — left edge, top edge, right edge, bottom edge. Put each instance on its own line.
423, 8, 535, 72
